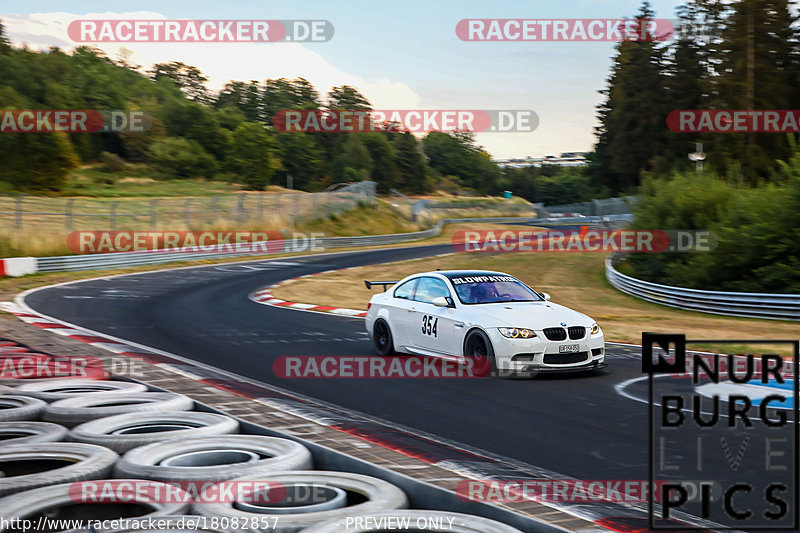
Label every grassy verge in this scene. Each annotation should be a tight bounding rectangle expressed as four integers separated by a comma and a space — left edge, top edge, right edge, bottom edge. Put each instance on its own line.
271, 251, 800, 350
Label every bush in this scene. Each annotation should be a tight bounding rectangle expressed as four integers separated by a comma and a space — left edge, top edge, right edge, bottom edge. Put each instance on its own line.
146, 137, 218, 179
626, 161, 800, 293
226, 122, 281, 190
97, 151, 126, 173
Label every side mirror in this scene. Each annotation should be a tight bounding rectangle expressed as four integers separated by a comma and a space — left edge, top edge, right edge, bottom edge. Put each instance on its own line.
539, 292, 551, 301
432, 296, 451, 308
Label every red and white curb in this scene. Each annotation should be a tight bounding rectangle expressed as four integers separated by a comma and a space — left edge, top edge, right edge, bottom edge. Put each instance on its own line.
249, 267, 368, 318
249, 252, 456, 318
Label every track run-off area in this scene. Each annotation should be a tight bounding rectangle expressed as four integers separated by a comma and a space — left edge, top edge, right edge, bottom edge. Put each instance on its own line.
19, 243, 795, 530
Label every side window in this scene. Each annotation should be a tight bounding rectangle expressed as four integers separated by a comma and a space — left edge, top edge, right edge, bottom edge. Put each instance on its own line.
393, 279, 418, 300
414, 277, 451, 304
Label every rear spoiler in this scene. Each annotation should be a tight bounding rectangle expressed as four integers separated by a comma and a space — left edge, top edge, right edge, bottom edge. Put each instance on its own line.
364, 280, 399, 290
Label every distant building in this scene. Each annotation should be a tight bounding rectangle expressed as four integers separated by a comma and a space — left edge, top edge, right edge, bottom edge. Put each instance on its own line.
493, 152, 588, 168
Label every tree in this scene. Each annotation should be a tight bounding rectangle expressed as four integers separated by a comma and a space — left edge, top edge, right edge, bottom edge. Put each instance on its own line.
0, 131, 79, 191
327, 85, 371, 111
227, 123, 281, 190
160, 99, 229, 160
262, 78, 320, 125
0, 20, 11, 54
422, 131, 501, 193
215, 81, 248, 110
361, 133, 400, 192
150, 62, 210, 103
147, 137, 218, 179
591, 2, 669, 193
275, 132, 325, 190
330, 134, 372, 182
0, 85, 79, 191
392, 132, 429, 193
710, 0, 798, 180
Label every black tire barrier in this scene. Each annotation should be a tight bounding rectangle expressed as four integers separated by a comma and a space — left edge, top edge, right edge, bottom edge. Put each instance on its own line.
69, 411, 240, 453
44, 392, 194, 427
0, 443, 118, 497
115, 435, 313, 482
15, 379, 148, 402
0, 421, 68, 444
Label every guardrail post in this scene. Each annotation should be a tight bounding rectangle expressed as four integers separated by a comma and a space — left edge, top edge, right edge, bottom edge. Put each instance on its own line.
184, 198, 193, 228
65, 198, 75, 230
237, 193, 246, 223
14, 194, 24, 229
109, 202, 118, 230
210, 196, 219, 219
150, 199, 158, 228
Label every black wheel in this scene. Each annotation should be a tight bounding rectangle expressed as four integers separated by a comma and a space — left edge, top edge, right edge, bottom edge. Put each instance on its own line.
464, 329, 497, 376
373, 319, 395, 356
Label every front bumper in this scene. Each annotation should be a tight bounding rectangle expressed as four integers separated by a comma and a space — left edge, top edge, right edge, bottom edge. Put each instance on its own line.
486, 328, 606, 373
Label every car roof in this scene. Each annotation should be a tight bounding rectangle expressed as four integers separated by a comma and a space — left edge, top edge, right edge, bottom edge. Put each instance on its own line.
416, 270, 512, 278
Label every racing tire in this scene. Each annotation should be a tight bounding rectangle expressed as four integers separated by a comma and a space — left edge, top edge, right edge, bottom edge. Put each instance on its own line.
43, 392, 194, 427
0, 442, 118, 497
373, 319, 395, 356
192, 471, 408, 532
0, 395, 47, 422
301, 510, 524, 532
114, 435, 313, 482
463, 329, 497, 376
15, 379, 148, 402
0, 421, 69, 444
0, 480, 190, 522
69, 411, 240, 453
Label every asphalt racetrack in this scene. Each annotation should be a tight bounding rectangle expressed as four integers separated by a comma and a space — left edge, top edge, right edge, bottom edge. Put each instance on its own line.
24, 244, 796, 529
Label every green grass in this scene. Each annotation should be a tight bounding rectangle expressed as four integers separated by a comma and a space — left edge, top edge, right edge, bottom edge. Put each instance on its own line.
0, 164, 250, 198
61, 164, 246, 197
299, 201, 423, 236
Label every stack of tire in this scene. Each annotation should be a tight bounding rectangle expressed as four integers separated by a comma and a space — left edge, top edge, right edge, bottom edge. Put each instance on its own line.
1, 356, 522, 532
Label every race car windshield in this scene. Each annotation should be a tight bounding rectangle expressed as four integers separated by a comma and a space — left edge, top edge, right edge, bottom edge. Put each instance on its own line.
448, 275, 543, 304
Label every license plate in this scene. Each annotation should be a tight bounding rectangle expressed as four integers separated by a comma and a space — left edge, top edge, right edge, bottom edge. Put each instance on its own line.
559, 344, 580, 353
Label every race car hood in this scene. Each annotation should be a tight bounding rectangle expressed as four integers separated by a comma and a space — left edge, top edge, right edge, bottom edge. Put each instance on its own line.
468, 301, 593, 329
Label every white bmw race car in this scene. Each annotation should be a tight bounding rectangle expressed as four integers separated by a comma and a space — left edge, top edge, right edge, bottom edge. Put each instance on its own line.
364, 270, 606, 375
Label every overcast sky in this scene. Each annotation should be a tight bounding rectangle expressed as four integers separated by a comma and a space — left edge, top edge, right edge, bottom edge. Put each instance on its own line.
2, 0, 683, 159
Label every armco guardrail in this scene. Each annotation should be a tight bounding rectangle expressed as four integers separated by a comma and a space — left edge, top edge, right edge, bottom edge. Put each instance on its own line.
605, 255, 800, 321
33, 217, 529, 273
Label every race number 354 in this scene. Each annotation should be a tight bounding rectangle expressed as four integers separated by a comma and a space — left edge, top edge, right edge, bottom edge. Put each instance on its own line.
422, 315, 438, 337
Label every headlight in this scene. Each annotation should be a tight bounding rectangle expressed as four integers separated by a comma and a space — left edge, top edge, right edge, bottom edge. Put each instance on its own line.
498, 327, 536, 339
590, 323, 600, 335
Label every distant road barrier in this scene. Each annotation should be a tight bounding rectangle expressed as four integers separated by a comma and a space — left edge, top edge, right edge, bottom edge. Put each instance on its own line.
605, 255, 800, 321
0, 217, 527, 275
2, 214, 639, 276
